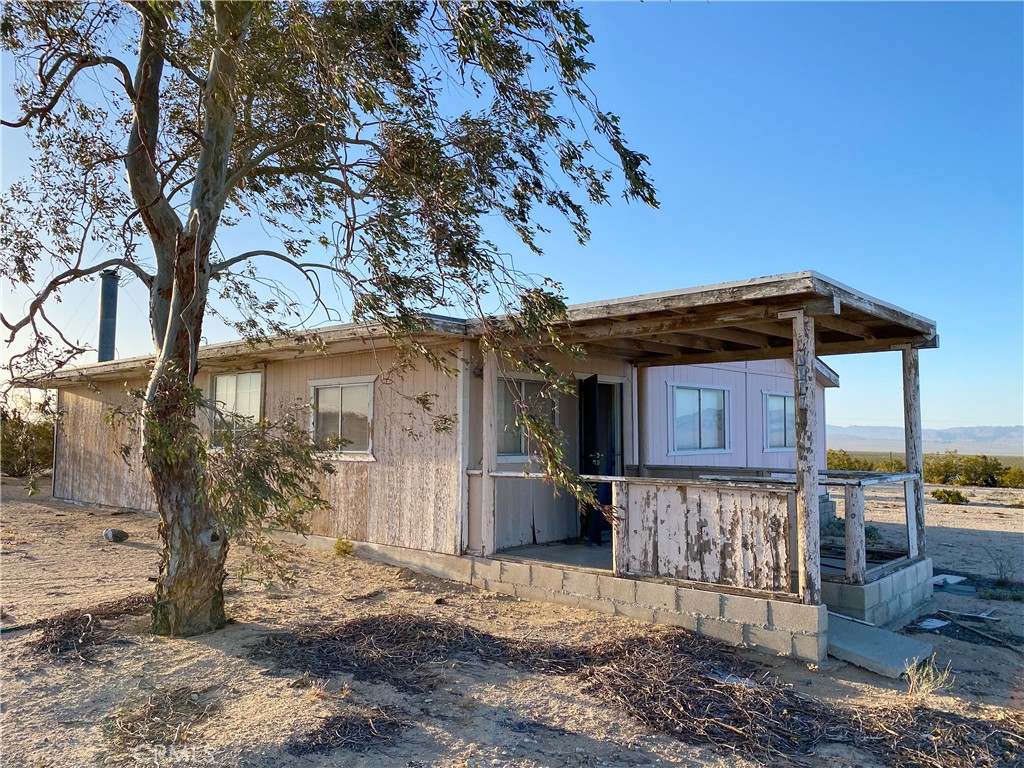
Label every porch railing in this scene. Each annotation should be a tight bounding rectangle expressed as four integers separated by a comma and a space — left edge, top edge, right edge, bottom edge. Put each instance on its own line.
606, 476, 795, 592
482, 471, 799, 595
475, 468, 922, 596
700, 469, 919, 585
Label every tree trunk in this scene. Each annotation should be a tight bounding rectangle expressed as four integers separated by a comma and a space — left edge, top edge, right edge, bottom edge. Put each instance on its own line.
144, 359, 227, 636
144, 230, 222, 636
151, 466, 228, 636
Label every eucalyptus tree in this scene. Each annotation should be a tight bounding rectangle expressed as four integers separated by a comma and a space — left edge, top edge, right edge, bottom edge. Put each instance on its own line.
1, 1, 655, 636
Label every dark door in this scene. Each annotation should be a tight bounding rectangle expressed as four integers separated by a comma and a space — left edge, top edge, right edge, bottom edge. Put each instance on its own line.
579, 376, 620, 544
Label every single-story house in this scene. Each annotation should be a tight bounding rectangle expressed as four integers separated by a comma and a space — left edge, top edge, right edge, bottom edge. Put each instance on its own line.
44, 271, 938, 662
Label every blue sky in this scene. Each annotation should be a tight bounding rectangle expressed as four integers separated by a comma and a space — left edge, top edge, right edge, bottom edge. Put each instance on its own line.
2, 2, 1022, 430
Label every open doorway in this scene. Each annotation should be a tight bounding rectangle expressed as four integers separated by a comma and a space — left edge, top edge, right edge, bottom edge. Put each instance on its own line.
579, 375, 623, 546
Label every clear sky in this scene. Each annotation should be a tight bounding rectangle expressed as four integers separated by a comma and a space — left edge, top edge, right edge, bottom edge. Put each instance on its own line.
2, 2, 1022, 430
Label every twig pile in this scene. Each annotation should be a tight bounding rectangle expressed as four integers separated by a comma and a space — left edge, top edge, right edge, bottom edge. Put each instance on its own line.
106, 684, 219, 755
27, 592, 152, 661
251, 611, 1024, 767
286, 706, 405, 755
249, 613, 582, 692
578, 631, 1024, 768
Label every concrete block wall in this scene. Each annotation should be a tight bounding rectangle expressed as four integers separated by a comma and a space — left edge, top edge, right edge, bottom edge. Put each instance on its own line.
822, 558, 933, 627
274, 532, 828, 663
470, 557, 827, 662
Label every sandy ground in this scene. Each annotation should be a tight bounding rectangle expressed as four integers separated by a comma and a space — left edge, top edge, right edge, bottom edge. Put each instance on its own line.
1, 477, 1022, 768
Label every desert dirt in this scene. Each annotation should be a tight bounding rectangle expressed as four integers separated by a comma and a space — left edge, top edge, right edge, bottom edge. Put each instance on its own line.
1, 478, 1022, 768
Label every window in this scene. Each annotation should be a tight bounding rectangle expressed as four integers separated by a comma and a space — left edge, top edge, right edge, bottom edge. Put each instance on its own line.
311, 377, 372, 453
212, 371, 262, 446
765, 393, 796, 449
497, 378, 551, 457
669, 385, 727, 452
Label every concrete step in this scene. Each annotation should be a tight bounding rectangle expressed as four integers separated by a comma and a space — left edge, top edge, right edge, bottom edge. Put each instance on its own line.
827, 614, 932, 679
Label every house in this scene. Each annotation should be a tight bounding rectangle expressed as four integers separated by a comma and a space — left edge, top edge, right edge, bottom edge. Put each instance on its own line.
44, 271, 938, 663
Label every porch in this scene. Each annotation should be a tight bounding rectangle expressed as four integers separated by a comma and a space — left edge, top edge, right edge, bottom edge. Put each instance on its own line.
460, 272, 938, 653
479, 466, 932, 626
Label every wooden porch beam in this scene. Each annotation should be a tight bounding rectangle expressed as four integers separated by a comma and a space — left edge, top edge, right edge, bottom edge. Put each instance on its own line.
736, 321, 794, 340
637, 364, 650, 477
634, 334, 938, 367
480, 350, 497, 557
844, 485, 867, 584
902, 347, 926, 557
561, 300, 826, 343
696, 327, 774, 348
789, 310, 822, 605
815, 314, 876, 340
611, 480, 629, 575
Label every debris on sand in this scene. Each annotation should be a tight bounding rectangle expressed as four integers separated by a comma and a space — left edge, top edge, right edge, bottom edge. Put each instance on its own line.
27, 592, 151, 661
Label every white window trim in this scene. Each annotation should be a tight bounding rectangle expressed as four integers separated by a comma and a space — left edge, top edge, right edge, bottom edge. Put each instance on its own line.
762, 390, 797, 452
208, 370, 263, 447
496, 374, 559, 464
665, 382, 732, 456
309, 375, 376, 460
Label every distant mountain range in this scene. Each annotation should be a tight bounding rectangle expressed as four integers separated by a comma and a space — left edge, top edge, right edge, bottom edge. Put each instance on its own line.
827, 425, 1024, 457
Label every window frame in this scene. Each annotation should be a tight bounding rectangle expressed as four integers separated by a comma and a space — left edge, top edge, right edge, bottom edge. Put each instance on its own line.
496, 374, 558, 463
666, 383, 731, 455
209, 370, 263, 448
763, 391, 797, 451
308, 375, 376, 460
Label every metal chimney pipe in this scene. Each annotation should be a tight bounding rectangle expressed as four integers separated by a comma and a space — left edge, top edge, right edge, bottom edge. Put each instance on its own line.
97, 269, 118, 362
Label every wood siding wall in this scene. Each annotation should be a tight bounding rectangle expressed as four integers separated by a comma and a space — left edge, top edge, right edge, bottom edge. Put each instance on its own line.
54, 346, 462, 555
643, 360, 827, 471
619, 480, 792, 591
53, 382, 156, 512
251, 347, 462, 554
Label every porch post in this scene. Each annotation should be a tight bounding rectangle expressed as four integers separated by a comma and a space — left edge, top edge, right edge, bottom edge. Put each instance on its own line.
844, 484, 867, 584
636, 364, 649, 477
454, 341, 472, 555
480, 350, 497, 557
611, 480, 629, 575
788, 310, 821, 605
902, 347, 926, 558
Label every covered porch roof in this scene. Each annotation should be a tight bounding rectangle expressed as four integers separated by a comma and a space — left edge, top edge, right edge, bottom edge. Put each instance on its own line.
528, 270, 938, 366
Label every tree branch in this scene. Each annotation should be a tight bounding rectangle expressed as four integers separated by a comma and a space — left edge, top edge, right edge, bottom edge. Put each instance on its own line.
2, 259, 154, 344
1, 54, 135, 128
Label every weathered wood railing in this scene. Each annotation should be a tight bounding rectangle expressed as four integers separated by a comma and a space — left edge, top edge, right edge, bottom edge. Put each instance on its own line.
483, 471, 799, 595
823, 471, 918, 584
702, 469, 919, 585
604, 476, 795, 591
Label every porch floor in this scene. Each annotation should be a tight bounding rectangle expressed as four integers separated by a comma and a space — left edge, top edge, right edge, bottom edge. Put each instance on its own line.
498, 541, 612, 570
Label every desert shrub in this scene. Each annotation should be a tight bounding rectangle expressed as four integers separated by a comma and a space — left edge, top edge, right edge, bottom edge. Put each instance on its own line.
864, 525, 884, 543
334, 537, 354, 558
0, 398, 55, 478
998, 466, 1024, 488
958, 455, 1006, 487
924, 451, 1008, 487
904, 654, 954, 699
826, 449, 874, 471
923, 451, 961, 485
931, 488, 968, 505
875, 455, 906, 473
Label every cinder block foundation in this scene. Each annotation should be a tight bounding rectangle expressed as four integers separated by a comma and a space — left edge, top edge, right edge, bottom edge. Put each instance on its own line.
822, 558, 933, 627
273, 532, 829, 663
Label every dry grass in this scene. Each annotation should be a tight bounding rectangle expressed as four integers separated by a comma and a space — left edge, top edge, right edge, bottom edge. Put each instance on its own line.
904, 654, 955, 699
105, 684, 219, 757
